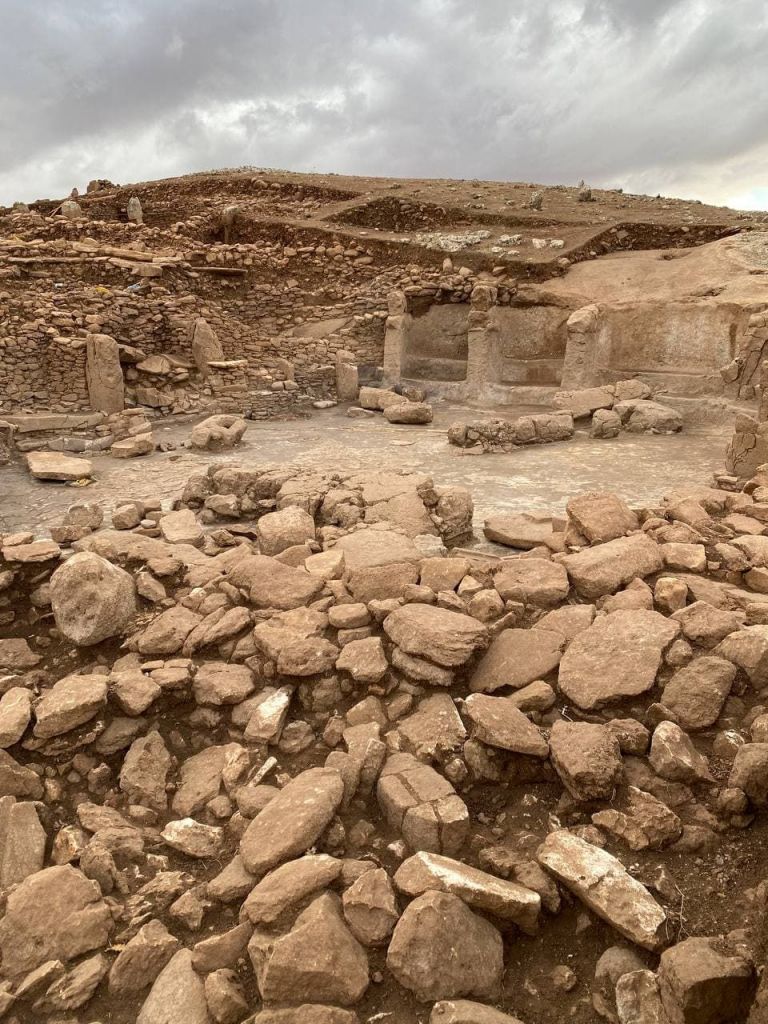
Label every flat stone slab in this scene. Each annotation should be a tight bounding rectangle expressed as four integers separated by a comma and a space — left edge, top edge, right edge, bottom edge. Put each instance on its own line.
560, 533, 664, 600
26, 451, 93, 481
558, 609, 680, 710
537, 830, 667, 950
239, 767, 344, 875
470, 628, 563, 692
394, 851, 541, 933
464, 694, 549, 757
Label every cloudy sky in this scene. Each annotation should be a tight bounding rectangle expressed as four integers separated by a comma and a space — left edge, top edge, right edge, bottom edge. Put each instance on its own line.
1, 0, 766, 208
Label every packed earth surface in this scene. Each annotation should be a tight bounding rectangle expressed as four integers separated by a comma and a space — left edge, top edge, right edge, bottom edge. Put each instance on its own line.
3, 170, 768, 1024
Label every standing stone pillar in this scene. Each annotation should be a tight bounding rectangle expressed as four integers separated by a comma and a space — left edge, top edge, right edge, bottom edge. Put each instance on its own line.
127, 197, 144, 225
191, 318, 224, 379
382, 290, 411, 384
85, 333, 124, 414
464, 284, 497, 391
560, 304, 601, 390
335, 349, 360, 401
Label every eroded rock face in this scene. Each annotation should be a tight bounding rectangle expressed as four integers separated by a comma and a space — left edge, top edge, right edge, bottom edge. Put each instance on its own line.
50, 552, 137, 645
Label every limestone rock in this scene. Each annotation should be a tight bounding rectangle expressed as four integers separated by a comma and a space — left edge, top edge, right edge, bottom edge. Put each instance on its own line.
34, 673, 108, 738
561, 533, 663, 599
243, 854, 342, 924
558, 610, 679, 710
138, 605, 203, 655
250, 893, 368, 1006
336, 636, 388, 684
26, 450, 93, 481
190, 414, 247, 451
537, 831, 667, 950
342, 866, 399, 946
0, 865, 112, 977
383, 604, 488, 667
430, 1002, 524, 1024
494, 558, 569, 607
394, 851, 540, 933
0, 687, 33, 747
239, 767, 344, 875
50, 551, 137, 646
160, 508, 204, 546
649, 722, 713, 784
258, 506, 316, 556
483, 512, 562, 551
386, 890, 503, 1002
464, 694, 549, 756
728, 743, 768, 805
566, 492, 639, 544
137, 948, 211, 1024
470, 627, 563, 692
660, 657, 735, 730
109, 919, 181, 996
549, 721, 623, 800
86, 333, 125, 414
119, 731, 172, 812
0, 796, 46, 886
377, 753, 469, 855
658, 936, 757, 1024
384, 401, 433, 424
228, 555, 325, 610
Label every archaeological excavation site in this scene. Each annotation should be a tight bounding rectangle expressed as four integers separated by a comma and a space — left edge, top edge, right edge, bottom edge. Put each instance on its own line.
4, 170, 768, 1024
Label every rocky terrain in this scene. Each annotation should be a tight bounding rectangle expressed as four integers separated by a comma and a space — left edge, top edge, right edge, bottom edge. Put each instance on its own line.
3, 456, 768, 1024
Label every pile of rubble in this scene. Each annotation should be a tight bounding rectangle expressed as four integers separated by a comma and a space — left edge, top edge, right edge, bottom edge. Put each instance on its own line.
553, 381, 683, 438
4, 464, 768, 1022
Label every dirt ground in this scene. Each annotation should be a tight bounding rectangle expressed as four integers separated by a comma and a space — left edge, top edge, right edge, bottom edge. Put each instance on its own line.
1, 399, 729, 540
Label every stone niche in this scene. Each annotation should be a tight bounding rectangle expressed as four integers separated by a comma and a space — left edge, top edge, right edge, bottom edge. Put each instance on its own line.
400, 298, 469, 382
384, 286, 569, 394
487, 304, 570, 386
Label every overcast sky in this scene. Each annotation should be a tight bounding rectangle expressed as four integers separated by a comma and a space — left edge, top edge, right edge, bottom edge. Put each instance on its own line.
1, 0, 766, 209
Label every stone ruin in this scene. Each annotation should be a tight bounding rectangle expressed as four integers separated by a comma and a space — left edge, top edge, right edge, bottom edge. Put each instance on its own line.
2, 462, 768, 1022
3, 170, 768, 1024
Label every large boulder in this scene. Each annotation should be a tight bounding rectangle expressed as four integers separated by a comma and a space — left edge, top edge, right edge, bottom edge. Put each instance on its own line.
386, 891, 503, 1002
470, 628, 563, 692
137, 948, 211, 1024
26, 451, 94, 481
394, 851, 540, 933
249, 893, 368, 1006
384, 401, 433, 424
258, 506, 316, 555
658, 936, 757, 1024
33, 673, 108, 738
228, 555, 325, 610
50, 552, 137, 646
565, 492, 639, 544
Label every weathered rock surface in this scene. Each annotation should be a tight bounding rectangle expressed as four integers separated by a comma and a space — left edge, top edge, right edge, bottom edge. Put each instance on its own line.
50, 551, 137, 645
240, 767, 344, 874
537, 831, 667, 950
558, 610, 679, 709
470, 627, 563, 692
386, 891, 503, 1002
394, 851, 540, 932
384, 604, 488, 666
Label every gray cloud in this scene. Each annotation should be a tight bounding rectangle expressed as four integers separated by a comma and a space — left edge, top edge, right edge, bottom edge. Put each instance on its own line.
1, 0, 767, 207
